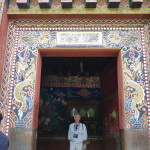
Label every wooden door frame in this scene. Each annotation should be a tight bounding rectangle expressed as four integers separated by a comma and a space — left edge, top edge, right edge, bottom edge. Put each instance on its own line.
32, 48, 125, 148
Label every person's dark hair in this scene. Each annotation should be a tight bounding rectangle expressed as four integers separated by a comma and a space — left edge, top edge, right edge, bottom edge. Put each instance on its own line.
0, 113, 3, 123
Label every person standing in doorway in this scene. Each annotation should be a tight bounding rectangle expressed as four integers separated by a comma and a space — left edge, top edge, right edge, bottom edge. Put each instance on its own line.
68, 113, 87, 150
0, 113, 9, 150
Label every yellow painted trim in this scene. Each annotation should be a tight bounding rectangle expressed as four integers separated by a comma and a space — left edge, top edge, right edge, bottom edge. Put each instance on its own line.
7, 7, 150, 14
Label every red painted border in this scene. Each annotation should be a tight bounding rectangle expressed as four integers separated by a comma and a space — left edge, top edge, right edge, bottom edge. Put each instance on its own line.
0, 4, 9, 93
39, 48, 120, 57
33, 48, 124, 131
117, 51, 125, 129
32, 52, 42, 128
8, 14, 150, 20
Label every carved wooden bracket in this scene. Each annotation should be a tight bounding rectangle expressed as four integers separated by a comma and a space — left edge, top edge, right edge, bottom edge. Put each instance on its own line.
107, 0, 121, 8
38, 0, 51, 8
129, 0, 143, 8
16, 0, 30, 8
85, 0, 97, 8
61, 0, 72, 8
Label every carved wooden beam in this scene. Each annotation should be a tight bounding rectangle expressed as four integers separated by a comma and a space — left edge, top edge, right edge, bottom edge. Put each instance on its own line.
38, 0, 51, 8
107, 0, 121, 8
61, 0, 72, 8
85, 0, 97, 8
16, 0, 30, 8
129, 0, 143, 8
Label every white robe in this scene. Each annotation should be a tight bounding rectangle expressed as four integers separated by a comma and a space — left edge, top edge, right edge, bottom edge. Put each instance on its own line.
68, 123, 87, 144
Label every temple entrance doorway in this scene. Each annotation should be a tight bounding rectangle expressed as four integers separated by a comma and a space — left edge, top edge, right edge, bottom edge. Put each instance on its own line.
36, 49, 122, 150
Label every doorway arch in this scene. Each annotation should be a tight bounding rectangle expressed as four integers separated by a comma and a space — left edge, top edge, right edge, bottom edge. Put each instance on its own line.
32, 48, 124, 149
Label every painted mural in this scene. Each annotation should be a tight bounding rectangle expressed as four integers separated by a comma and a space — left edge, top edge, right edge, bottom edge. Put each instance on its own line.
0, 19, 149, 136
38, 87, 68, 137
103, 30, 148, 128
38, 87, 102, 137
40, 87, 101, 100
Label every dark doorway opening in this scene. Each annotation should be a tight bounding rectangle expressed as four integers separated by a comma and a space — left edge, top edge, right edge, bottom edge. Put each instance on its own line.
37, 57, 120, 150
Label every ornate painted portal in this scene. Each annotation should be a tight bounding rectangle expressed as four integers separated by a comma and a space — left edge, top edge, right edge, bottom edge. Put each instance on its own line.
0, 18, 150, 150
